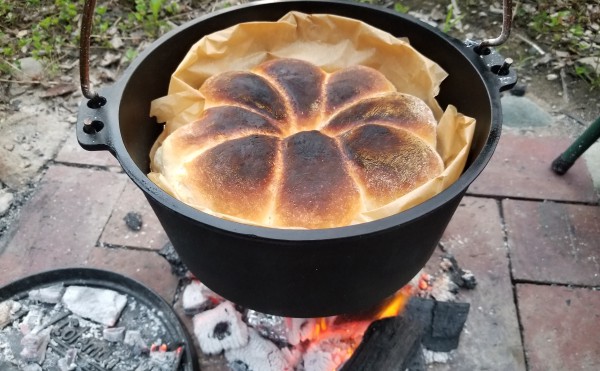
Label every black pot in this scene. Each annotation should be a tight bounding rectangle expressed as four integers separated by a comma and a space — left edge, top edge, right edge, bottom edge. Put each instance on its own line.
77, 0, 516, 317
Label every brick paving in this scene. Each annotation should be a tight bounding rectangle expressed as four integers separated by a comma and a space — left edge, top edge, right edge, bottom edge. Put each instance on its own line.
0, 132, 599, 370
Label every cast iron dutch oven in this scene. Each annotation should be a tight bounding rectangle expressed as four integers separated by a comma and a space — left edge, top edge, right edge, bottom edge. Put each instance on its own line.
77, 0, 516, 317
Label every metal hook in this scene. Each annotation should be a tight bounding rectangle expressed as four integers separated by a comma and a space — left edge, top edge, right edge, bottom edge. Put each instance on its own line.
80, 0, 106, 108
475, 0, 513, 54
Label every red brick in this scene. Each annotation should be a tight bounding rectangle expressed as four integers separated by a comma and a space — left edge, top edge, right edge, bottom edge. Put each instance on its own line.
2, 165, 127, 276
84, 246, 179, 302
100, 180, 169, 250
505, 199, 600, 285
468, 134, 597, 202
517, 284, 600, 371
55, 133, 120, 167
426, 197, 526, 370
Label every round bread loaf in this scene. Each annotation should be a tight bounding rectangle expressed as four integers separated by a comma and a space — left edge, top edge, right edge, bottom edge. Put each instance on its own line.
152, 58, 444, 229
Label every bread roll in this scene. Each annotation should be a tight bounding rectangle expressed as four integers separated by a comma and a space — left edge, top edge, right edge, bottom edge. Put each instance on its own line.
152, 58, 444, 228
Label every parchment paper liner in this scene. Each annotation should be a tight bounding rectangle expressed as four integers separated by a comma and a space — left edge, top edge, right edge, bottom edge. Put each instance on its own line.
149, 11, 476, 227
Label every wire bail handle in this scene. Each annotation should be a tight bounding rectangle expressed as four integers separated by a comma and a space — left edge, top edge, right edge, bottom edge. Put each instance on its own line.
475, 0, 513, 54
80, 0, 106, 109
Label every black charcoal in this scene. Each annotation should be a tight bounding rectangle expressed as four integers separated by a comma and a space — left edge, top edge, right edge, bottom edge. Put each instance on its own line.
124, 211, 143, 231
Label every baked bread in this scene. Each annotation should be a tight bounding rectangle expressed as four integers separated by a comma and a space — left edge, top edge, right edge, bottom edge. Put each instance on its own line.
151, 58, 444, 229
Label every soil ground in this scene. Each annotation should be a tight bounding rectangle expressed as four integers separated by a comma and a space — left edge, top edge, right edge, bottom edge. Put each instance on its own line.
0, 0, 599, 241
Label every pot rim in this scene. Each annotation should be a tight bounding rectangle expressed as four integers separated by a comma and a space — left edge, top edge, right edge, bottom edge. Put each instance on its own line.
97, 0, 502, 242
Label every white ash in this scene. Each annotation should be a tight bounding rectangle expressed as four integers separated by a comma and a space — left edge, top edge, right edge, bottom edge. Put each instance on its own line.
182, 280, 220, 315
423, 348, 453, 364
103, 326, 126, 342
124, 330, 149, 355
28, 284, 65, 304
0, 300, 16, 329
225, 329, 291, 371
302, 349, 338, 371
57, 348, 77, 371
286, 318, 317, 346
302, 333, 357, 371
193, 301, 249, 355
20, 327, 51, 364
21, 364, 43, 371
429, 275, 459, 302
61, 286, 127, 326
19, 309, 44, 335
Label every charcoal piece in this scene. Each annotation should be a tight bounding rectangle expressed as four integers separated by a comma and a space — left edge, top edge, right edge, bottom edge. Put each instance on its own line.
193, 302, 248, 355
341, 315, 423, 371
405, 344, 426, 371
124, 330, 148, 355
62, 286, 127, 326
28, 284, 65, 304
286, 317, 317, 346
103, 326, 126, 342
159, 242, 189, 278
20, 327, 51, 363
428, 301, 470, 352
441, 254, 477, 290
225, 329, 290, 371
182, 280, 219, 315
0, 361, 19, 371
124, 211, 143, 231
57, 348, 78, 371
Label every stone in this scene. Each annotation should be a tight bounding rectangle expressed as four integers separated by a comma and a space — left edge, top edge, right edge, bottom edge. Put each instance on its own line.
61, 286, 128, 326
18, 57, 44, 79
577, 57, 600, 77
501, 96, 553, 128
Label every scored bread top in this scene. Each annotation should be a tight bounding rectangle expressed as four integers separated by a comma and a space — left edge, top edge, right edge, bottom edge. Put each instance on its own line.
152, 58, 444, 229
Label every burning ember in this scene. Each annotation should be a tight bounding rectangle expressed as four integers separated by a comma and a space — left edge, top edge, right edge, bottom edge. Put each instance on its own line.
186, 271, 440, 371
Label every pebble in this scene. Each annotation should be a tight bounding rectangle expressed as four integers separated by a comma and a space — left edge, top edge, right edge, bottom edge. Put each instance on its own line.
0, 190, 15, 216
18, 57, 44, 79
3, 143, 14, 151
546, 73, 559, 81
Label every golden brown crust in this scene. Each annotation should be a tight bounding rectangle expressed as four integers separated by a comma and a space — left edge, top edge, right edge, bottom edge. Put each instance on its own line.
200, 71, 288, 122
322, 93, 437, 145
185, 135, 280, 223
154, 58, 444, 228
324, 65, 395, 115
340, 124, 443, 209
254, 59, 326, 131
275, 131, 361, 228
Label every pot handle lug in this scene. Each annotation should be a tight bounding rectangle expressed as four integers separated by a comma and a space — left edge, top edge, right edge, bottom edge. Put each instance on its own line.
465, 40, 518, 92
77, 95, 115, 155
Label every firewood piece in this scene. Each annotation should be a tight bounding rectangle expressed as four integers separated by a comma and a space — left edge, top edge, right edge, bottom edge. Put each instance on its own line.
428, 301, 470, 352
341, 315, 423, 371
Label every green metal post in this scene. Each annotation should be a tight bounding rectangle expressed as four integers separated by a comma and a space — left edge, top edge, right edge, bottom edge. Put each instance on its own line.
552, 115, 600, 175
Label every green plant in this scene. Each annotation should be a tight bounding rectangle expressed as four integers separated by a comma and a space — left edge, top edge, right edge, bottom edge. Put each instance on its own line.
442, 4, 463, 33
393, 2, 409, 14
